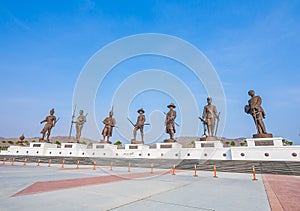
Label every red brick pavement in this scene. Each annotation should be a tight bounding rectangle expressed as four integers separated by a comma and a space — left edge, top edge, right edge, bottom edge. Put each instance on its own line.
11, 170, 171, 197
263, 174, 300, 211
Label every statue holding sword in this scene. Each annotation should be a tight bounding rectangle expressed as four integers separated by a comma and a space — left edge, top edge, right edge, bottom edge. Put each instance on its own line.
128, 108, 149, 144
201, 97, 220, 140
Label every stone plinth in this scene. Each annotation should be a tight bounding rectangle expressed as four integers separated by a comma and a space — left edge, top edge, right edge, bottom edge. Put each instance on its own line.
92, 143, 117, 150
29, 142, 58, 148
131, 139, 144, 144
199, 136, 218, 141
156, 142, 182, 149
61, 143, 87, 149
253, 133, 273, 138
195, 140, 223, 148
246, 137, 283, 147
125, 144, 150, 150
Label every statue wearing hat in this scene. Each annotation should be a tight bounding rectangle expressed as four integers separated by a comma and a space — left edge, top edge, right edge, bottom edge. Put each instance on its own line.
202, 97, 219, 139
244, 90, 272, 138
101, 108, 116, 144
165, 103, 177, 142
133, 108, 146, 143
40, 108, 57, 142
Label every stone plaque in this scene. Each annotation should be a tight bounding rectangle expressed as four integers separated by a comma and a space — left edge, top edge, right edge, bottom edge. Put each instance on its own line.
33, 144, 41, 148
160, 144, 172, 149
96, 145, 105, 149
129, 145, 138, 149
201, 143, 214, 148
64, 144, 73, 148
254, 140, 274, 146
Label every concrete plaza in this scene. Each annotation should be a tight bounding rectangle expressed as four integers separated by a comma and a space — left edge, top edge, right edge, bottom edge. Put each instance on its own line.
0, 162, 299, 210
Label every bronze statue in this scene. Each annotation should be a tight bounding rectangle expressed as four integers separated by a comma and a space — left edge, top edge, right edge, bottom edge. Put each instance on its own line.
245, 90, 272, 138
73, 110, 87, 143
40, 108, 57, 142
202, 97, 219, 138
133, 108, 146, 143
165, 103, 177, 142
101, 109, 116, 144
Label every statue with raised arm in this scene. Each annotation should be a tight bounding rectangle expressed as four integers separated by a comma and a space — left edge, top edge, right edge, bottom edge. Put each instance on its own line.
165, 103, 177, 142
202, 97, 219, 139
244, 90, 272, 138
101, 109, 115, 144
40, 108, 57, 142
74, 110, 87, 143
133, 108, 146, 143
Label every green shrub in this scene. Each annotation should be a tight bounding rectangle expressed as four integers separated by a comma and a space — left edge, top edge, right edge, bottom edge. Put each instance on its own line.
282, 139, 293, 146
2, 140, 6, 143
230, 141, 236, 146
240, 142, 246, 146
80, 141, 87, 145
8, 140, 14, 145
0, 146, 9, 150
114, 141, 122, 146
55, 141, 61, 145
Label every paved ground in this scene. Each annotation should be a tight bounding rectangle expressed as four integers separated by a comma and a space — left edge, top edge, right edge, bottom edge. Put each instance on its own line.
0, 162, 299, 210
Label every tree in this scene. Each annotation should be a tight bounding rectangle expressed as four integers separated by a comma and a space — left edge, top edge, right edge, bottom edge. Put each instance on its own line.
114, 141, 122, 147
189, 141, 195, 147
282, 139, 293, 146
225, 141, 230, 147
230, 141, 236, 146
240, 142, 246, 146
55, 141, 61, 146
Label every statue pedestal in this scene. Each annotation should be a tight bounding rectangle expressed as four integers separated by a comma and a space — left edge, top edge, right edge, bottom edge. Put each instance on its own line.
61, 143, 87, 149
156, 142, 182, 149
195, 140, 223, 148
125, 144, 149, 150
253, 133, 273, 138
163, 139, 176, 143
131, 139, 144, 144
99, 140, 112, 144
92, 143, 117, 150
246, 137, 283, 147
199, 136, 218, 141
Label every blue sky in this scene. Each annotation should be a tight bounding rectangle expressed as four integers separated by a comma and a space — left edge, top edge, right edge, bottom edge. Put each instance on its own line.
0, 0, 300, 144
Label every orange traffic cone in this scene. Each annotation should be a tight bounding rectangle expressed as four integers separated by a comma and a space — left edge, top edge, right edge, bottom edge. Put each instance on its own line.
93, 161, 96, 170
172, 164, 176, 175
252, 165, 257, 181
213, 165, 218, 178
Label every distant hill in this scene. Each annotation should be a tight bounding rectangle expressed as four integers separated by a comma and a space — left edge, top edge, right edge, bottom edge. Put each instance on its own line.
0, 136, 247, 148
